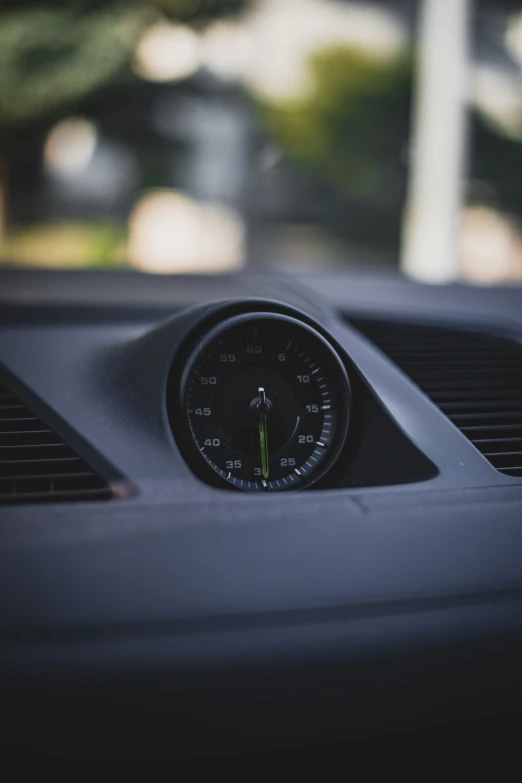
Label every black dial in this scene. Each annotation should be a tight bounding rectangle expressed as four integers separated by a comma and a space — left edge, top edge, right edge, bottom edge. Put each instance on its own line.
176, 312, 351, 492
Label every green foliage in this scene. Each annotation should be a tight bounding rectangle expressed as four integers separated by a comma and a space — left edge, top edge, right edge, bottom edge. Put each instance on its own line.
260, 46, 412, 204
0, 220, 126, 268
0, 0, 249, 127
0, 3, 146, 126
260, 43, 522, 220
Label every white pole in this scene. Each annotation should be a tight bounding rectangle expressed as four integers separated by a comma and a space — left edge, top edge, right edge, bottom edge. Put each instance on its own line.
401, 0, 471, 282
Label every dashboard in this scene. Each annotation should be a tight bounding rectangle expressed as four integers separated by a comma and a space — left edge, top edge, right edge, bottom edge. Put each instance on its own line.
2, 266, 522, 759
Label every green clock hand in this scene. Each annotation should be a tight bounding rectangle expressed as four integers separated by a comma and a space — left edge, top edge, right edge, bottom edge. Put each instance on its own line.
257, 387, 270, 480
259, 418, 269, 479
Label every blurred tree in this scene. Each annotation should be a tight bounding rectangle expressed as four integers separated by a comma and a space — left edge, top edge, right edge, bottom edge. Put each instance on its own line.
260, 43, 522, 245
260, 47, 413, 211
0, 0, 247, 244
0, 4, 143, 126
0, 0, 247, 127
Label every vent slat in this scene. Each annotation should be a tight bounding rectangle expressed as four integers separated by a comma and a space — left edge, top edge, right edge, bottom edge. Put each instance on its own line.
0, 431, 62, 446
1, 456, 83, 465
0, 441, 69, 450
0, 407, 38, 420
362, 336, 496, 345
482, 450, 522, 458
2, 418, 49, 433
397, 355, 519, 364
1, 471, 96, 482
487, 453, 522, 469
440, 400, 522, 413
0, 443, 71, 460
461, 424, 522, 434
411, 369, 522, 380
430, 389, 522, 401
352, 319, 522, 478
449, 411, 522, 423
2, 415, 41, 422
382, 351, 517, 360
473, 437, 522, 451
1, 459, 88, 478
419, 380, 522, 391
0, 382, 114, 504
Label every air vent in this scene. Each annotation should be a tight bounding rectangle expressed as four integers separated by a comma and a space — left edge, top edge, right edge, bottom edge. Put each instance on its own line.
0, 383, 113, 504
351, 320, 522, 478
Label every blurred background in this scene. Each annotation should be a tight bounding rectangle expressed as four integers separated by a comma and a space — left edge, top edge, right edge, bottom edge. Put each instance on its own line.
1, 0, 522, 283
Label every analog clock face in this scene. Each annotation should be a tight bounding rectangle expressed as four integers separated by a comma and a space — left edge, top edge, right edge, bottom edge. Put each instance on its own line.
176, 312, 351, 492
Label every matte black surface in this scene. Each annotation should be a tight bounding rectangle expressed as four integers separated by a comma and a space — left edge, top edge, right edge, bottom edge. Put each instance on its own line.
1, 267, 522, 758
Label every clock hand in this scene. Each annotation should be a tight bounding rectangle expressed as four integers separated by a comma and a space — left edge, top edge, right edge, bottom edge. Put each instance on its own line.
257, 387, 270, 480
